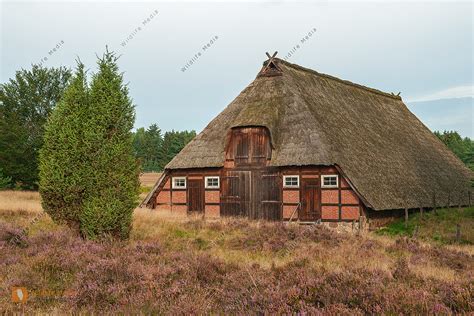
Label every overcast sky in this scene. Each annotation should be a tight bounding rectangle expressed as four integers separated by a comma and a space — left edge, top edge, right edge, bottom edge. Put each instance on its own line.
1, 1, 473, 137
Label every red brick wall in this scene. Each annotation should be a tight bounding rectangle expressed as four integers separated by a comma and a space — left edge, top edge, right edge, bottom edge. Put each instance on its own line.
205, 191, 220, 204
171, 191, 186, 204
341, 190, 359, 204
283, 205, 298, 219
340, 178, 349, 188
156, 191, 170, 204
341, 206, 359, 220
321, 190, 339, 204
322, 206, 339, 220
283, 190, 299, 203
163, 179, 171, 189
205, 205, 220, 218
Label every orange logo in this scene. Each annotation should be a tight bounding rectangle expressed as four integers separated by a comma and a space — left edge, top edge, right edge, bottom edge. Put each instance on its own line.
11, 287, 28, 303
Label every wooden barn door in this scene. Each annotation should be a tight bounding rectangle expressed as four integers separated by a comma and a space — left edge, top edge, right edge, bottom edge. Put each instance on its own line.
222, 127, 280, 220
221, 171, 250, 217
221, 170, 281, 220
187, 179, 204, 213
300, 179, 321, 221
258, 171, 282, 220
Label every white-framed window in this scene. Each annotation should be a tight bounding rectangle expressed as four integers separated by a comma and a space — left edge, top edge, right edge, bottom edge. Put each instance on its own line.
205, 176, 220, 189
172, 177, 186, 189
283, 175, 299, 188
321, 175, 338, 188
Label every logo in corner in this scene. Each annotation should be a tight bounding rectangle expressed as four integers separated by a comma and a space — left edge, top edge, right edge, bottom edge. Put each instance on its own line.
11, 287, 28, 303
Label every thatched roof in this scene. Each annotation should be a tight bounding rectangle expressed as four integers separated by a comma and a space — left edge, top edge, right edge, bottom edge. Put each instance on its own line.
164, 57, 473, 211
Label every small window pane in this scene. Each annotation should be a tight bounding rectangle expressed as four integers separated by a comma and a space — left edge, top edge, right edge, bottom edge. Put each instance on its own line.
206, 177, 219, 188
284, 176, 299, 188
322, 175, 338, 188
173, 177, 186, 188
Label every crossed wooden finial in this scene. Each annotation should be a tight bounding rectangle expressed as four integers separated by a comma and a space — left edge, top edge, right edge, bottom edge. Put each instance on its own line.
261, 51, 281, 73
266, 51, 278, 59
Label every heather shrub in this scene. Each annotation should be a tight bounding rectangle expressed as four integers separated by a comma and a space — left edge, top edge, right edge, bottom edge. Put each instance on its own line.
428, 246, 473, 271
0, 222, 28, 247
392, 257, 411, 280
227, 223, 343, 253
1, 214, 473, 314
389, 236, 474, 271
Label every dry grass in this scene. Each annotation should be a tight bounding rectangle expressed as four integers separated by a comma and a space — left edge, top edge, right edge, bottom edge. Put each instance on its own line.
0, 190, 42, 213
1, 192, 473, 313
139, 172, 161, 187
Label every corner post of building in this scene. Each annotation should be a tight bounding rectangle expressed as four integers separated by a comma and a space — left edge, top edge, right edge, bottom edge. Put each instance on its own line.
404, 206, 409, 228
447, 191, 451, 209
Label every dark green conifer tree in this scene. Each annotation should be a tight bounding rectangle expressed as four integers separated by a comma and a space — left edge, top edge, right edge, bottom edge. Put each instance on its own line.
40, 51, 139, 239
39, 62, 89, 230
79, 50, 139, 239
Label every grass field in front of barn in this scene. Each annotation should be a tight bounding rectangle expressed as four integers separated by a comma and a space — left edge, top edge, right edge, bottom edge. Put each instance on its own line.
0, 189, 473, 314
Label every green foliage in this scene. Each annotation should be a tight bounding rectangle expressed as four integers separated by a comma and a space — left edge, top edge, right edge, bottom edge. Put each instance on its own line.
376, 207, 474, 244
435, 130, 474, 171
78, 50, 139, 239
140, 186, 152, 194
39, 63, 89, 229
40, 50, 139, 240
133, 124, 163, 171
132, 125, 195, 172
0, 65, 72, 189
0, 167, 12, 189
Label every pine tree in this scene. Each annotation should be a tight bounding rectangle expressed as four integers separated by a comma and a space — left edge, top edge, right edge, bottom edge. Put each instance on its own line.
39, 62, 89, 230
78, 50, 139, 239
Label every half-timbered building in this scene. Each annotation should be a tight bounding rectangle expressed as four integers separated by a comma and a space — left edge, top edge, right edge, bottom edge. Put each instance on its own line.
142, 53, 473, 226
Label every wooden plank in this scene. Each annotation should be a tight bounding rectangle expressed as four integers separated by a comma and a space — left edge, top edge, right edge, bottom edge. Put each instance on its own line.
187, 179, 204, 213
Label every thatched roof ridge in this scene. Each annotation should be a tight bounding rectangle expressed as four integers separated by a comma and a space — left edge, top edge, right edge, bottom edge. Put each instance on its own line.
275, 58, 402, 101
164, 57, 473, 211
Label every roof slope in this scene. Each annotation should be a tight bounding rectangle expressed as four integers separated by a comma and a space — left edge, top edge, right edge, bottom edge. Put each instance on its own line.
166, 58, 473, 210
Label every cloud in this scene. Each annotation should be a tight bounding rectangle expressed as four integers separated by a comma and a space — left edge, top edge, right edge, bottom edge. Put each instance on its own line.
407, 97, 473, 138
406, 85, 474, 103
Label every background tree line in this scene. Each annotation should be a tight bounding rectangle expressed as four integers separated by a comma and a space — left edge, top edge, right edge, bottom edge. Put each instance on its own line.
435, 131, 474, 171
132, 125, 195, 172
0, 64, 195, 189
